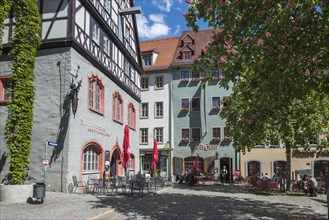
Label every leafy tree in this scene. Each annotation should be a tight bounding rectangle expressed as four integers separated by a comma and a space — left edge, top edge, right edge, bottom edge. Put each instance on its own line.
186, 0, 329, 190
1, 0, 41, 184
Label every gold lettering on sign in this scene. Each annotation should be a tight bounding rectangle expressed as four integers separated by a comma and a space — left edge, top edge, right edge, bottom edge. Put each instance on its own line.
196, 144, 217, 151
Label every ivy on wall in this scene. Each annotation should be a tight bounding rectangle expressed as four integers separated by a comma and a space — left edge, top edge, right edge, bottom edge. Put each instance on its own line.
0, 0, 41, 184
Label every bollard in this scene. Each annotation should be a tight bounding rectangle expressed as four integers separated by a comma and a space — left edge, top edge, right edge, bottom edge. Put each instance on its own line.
326, 174, 329, 219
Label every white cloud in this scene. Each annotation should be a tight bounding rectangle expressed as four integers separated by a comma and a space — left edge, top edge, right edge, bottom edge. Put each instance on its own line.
152, 0, 174, 12
173, 25, 181, 36
137, 14, 170, 40
149, 14, 165, 23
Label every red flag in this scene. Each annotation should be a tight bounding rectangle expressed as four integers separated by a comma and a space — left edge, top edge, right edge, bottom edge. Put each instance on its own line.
152, 138, 158, 171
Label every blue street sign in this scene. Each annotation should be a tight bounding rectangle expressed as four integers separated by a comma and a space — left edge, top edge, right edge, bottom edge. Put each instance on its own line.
47, 141, 58, 147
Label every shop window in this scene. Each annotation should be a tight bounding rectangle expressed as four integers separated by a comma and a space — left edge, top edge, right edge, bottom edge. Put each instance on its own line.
88, 75, 104, 114
247, 160, 261, 177
113, 91, 123, 123
128, 102, 136, 129
82, 144, 101, 172
173, 157, 183, 175
140, 103, 148, 118
140, 128, 148, 144
205, 157, 215, 174
0, 75, 11, 105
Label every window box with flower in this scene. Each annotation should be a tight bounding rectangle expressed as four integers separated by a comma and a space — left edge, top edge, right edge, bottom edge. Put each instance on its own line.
181, 138, 189, 142
223, 136, 232, 141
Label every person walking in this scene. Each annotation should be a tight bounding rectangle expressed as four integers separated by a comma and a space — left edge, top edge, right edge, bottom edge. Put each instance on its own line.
221, 166, 228, 185
308, 175, 318, 197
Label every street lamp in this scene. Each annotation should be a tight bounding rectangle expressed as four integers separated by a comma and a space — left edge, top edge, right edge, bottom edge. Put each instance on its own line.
119, 6, 142, 15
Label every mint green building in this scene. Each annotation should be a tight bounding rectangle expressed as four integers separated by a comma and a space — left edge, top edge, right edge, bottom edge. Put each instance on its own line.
170, 30, 239, 181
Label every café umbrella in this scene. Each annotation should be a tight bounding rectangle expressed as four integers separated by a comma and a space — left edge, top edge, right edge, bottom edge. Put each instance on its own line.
152, 138, 158, 175
193, 153, 200, 173
122, 125, 130, 171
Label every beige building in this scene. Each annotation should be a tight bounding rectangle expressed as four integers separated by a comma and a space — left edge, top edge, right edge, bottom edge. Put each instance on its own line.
240, 146, 329, 182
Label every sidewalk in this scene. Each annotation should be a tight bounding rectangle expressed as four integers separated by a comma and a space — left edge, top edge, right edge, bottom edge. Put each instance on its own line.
0, 189, 157, 220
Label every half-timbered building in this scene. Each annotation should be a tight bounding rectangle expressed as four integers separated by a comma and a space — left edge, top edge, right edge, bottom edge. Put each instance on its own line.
0, 0, 143, 191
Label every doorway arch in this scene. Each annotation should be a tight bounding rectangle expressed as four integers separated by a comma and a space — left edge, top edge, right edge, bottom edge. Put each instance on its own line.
110, 144, 123, 176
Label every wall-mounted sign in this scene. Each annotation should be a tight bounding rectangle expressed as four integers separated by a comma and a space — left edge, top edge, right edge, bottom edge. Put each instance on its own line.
196, 144, 217, 151
80, 117, 110, 137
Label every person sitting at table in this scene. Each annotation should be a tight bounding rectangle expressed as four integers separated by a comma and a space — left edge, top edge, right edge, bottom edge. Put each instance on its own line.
176, 170, 184, 184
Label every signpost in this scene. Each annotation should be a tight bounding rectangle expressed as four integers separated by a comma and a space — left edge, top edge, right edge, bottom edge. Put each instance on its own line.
44, 140, 58, 183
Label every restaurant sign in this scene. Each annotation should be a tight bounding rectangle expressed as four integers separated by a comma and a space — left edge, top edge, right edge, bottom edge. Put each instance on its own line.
196, 144, 217, 151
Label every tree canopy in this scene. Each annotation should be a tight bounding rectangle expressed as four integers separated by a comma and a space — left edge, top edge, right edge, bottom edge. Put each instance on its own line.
186, 0, 329, 189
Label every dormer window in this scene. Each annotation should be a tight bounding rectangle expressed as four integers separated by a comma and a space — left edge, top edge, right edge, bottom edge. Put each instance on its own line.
183, 51, 191, 60
144, 57, 152, 66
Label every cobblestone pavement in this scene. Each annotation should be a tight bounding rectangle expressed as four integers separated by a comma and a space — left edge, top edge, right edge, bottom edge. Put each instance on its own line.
0, 184, 327, 220
104, 184, 328, 220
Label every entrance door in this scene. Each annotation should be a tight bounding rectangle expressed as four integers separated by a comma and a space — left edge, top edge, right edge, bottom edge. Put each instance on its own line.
111, 149, 121, 177
220, 157, 233, 183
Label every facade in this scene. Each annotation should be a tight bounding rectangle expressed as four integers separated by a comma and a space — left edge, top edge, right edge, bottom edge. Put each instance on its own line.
139, 37, 179, 178
0, 0, 143, 191
240, 145, 329, 182
170, 30, 239, 181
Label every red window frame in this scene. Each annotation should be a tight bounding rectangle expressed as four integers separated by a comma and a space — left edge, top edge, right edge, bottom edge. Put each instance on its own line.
128, 102, 136, 129
88, 74, 105, 114
0, 75, 11, 105
113, 91, 123, 124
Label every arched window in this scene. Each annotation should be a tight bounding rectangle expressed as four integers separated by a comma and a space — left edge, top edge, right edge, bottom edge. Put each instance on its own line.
273, 160, 287, 177
113, 91, 123, 123
88, 74, 104, 114
247, 161, 261, 177
82, 144, 102, 173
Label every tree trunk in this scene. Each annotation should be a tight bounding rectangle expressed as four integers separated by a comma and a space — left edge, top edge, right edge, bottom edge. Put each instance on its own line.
285, 142, 292, 191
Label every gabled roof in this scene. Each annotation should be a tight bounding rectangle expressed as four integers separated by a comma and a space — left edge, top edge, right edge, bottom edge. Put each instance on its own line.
173, 29, 215, 63
140, 37, 180, 71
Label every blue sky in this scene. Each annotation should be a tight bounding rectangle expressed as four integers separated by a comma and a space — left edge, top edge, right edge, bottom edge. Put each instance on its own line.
134, 0, 209, 40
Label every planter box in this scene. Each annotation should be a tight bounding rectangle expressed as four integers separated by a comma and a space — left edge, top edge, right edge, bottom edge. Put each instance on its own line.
0, 184, 33, 203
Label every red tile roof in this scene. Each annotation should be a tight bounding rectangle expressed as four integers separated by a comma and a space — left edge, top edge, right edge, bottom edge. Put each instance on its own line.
140, 37, 180, 71
172, 29, 215, 65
